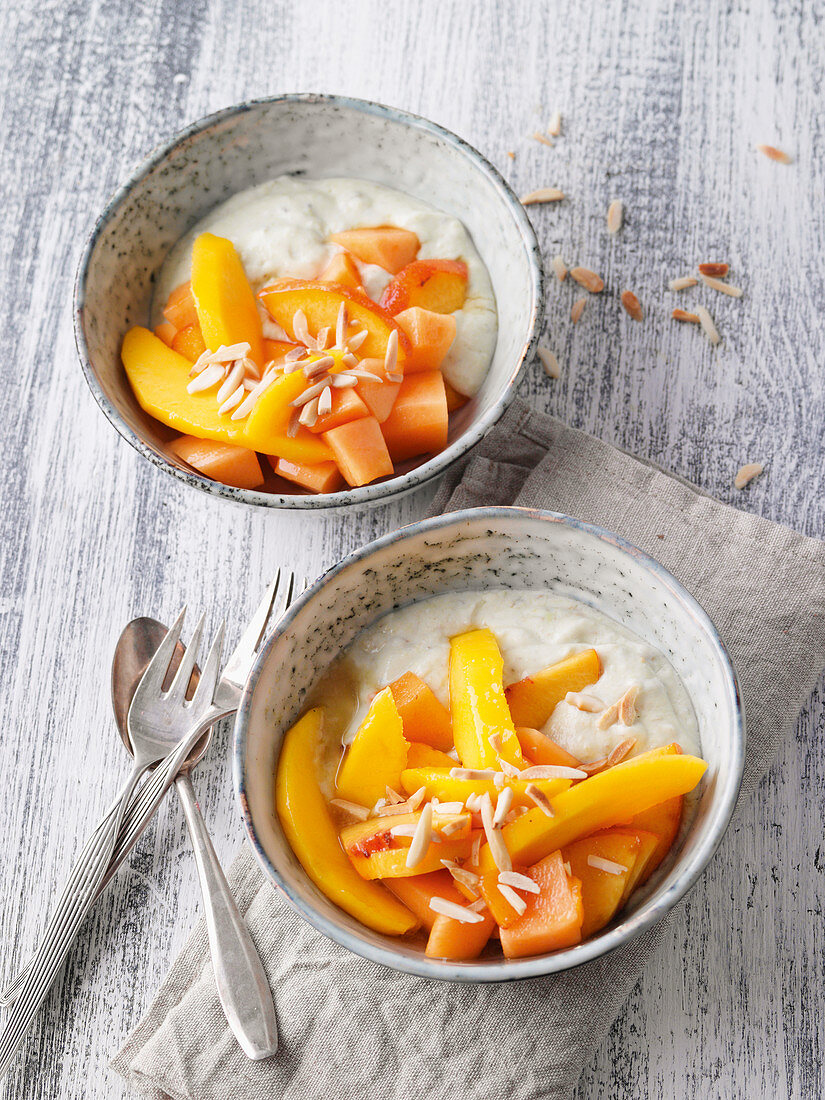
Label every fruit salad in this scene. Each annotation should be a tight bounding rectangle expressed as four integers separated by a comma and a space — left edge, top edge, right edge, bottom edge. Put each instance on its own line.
275, 596, 707, 961
121, 177, 497, 495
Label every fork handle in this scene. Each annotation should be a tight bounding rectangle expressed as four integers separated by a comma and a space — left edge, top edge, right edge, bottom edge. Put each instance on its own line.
175, 772, 278, 1060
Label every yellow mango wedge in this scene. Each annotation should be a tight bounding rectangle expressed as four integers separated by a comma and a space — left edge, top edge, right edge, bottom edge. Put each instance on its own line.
478, 745, 707, 872
562, 831, 641, 938
505, 649, 602, 729
191, 232, 264, 365
275, 708, 417, 936
336, 687, 408, 807
400, 766, 570, 809
238, 369, 333, 464
449, 628, 524, 768
122, 326, 246, 443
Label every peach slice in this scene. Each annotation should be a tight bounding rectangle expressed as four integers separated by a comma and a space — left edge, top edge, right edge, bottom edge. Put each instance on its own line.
319, 251, 362, 291
258, 279, 410, 367
388, 671, 453, 751
394, 307, 456, 372
380, 259, 469, 315
341, 811, 472, 879
505, 649, 602, 729
562, 831, 640, 938
515, 727, 582, 769
329, 226, 420, 274
171, 323, 207, 363
627, 795, 684, 885
162, 281, 198, 330
384, 871, 468, 932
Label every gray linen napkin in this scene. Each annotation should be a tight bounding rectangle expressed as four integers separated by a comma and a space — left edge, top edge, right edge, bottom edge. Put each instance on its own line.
112, 400, 825, 1100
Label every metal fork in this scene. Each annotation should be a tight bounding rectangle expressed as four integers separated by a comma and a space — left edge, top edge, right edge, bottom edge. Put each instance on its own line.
0, 570, 298, 1075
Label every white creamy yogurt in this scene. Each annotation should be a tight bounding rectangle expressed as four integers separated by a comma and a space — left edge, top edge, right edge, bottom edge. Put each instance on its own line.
153, 176, 497, 396
331, 589, 700, 764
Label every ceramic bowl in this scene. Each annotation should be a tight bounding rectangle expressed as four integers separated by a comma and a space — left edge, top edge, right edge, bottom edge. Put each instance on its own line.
234, 507, 745, 981
74, 94, 544, 511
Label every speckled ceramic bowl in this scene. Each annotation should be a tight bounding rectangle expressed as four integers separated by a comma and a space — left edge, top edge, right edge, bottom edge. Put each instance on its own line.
74, 95, 543, 510
235, 507, 744, 981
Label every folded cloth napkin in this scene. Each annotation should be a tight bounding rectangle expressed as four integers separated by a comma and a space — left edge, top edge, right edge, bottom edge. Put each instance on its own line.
112, 400, 825, 1100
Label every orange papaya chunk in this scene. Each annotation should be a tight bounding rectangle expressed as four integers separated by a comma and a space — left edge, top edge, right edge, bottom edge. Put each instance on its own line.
505, 649, 602, 729
562, 831, 641, 938
380, 371, 448, 463
426, 909, 496, 960
515, 726, 582, 768
384, 870, 467, 931
388, 671, 453, 751
627, 795, 684, 885
154, 321, 177, 347
171, 323, 207, 363
308, 386, 369, 434
380, 259, 469, 315
270, 457, 344, 495
319, 251, 363, 291
190, 233, 264, 365
499, 851, 583, 958
394, 307, 457, 372
324, 416, 394, 487
479, 868, 532, 928
354, 357, 402, 423
162, 281, 198, 330
169, 435, 264, 490
330, 226, 420, 274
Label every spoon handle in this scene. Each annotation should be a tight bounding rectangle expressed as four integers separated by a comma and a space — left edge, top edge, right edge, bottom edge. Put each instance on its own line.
175, 772, 278, 1060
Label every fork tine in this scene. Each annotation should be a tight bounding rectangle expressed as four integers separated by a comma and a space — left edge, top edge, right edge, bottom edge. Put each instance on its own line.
190, 622, 224, 709
166, 612, 205, 702
131, 607, 187, 703
266, 571, 297, 644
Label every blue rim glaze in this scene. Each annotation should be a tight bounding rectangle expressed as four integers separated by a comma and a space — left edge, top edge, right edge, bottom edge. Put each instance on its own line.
234, 507, 745, 983
73, 94, 545, 511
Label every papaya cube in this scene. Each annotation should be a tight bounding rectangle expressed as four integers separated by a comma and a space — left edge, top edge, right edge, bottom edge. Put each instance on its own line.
426, 909, 496, 960
479, 868, 532, 928
394, 306, 457, 372
323, 416, 394, 487
154, 321, 177, 347
384, 870, 468, 931
562, 831, 641, 938
499, 851, 583, 958
329, 226, 420, 274
335, 687, 407, 806
515, 726, 582, 768
380, 371, 449, 463
449, 628, 524, 769
388, 671, 453, 751
354, 357, 402, 423
163, 281, 199, 330
169, 435, 264, 490
319, 251, 363, 291
380, 259, 469, 315
270, 457, 344, 495
505, 649, 602, 729
171, 323, 207, 363
627, 795, 683, 885
308, 386, 369, 433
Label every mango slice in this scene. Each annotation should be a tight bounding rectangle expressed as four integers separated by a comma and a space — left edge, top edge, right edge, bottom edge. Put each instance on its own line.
239, 370, 333, 464
562, 831, 641, 938
335, 687, 408, 806
191, 233, 264, 365
388, 671, 453, 751
505, 649, 602, 729
499, 850, 584, 958
400, 766, 570, 809
449, 628, 524, 769
626, 795, 683, 886
258, 280, 410, 366
515, 726, 582, 768
274, 708, 417, 936
478, 745, 705, 872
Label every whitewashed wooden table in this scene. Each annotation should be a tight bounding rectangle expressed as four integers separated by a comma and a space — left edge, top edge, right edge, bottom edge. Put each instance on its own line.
1, 1, 823, 1096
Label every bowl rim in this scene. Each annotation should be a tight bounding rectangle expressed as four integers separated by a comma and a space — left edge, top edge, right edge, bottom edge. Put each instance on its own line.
73, 93, 545, 511
233, 505, 746, 982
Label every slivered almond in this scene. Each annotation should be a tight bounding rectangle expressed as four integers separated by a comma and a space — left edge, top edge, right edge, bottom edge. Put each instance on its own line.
525, 783, 555, 817
621, 290, 643, 321
570, 267, 604, 293
450, 767, 498, 781
538, 345, 561, 379
519, 764, 588, 780
497, 758, 521, 778
492, 786, 514, 827
498, 870, 540, 894
607, 200, 623, 235
467, 897, 488, 913
551, 254, 568, 281
668, 276, 698, 291
441, 860, 480, 895
700, 274, 743, 298
389, 823, 419, 838
587, 854, 627, 875
434, 801, 465, 816
497, 883, 527, 914
618, 685, 639, 726
385, 786, 404, 805
405, 803, 433, 868
596, 701, 619, 730
571, 297, 587, 324
488, 732, 503, 754
566, 691, 604, 713
531, 131, 554, 147
606, 737, 636, 767
328, 798, 370, 822
672, 308, 701, 324
756, 144, 793, 164
429, 896, 484, 923
695, 306, 721, 345
470, 834, 482, 866
480, 793, 512, 872
580, 758, 608, 776
520, 187, 565, 204
698, 263, 729, 277
734, 462, 764, 489
439, 818, 468, 837
547, 110, 562, 137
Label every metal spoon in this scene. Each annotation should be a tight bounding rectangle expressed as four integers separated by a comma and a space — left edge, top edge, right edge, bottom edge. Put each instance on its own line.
112, 617, 278, 1060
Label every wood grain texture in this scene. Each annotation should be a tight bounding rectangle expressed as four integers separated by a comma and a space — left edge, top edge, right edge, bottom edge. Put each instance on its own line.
0, 0, 823, 1096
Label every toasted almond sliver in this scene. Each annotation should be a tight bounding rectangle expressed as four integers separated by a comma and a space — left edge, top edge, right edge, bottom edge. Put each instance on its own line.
566, 691, 604, 713
492, 786, 514, 827
537, 345, 561, 379
698, 263, 729, 277
571, 297, 587, 324
471, 833, 482, 866
734, 462, 764, 490
587, 854, 628, 875
450, 767, 499, 781
317, 385, 333, 416
525, 783, 555, 817
519, 764, 588, 780
480, 793, 512, 872
385, 785, 404, 805
570, 267, 604, 293
435, 801, 465, 816
328, 798, 370, 822
389, 823, 419, 838
488, 732, 503, 754
580, 758, 608, 776
607, 737, 637, 767
756, 144, 793, 164
520, 187, 565, 205
441, 860, 480, 895
297, 395, 320, 428
668, 276, 698, 291
551, 254, 568, 282
497, 882, 528, 914
700, 273, 743, 298
695, 306, 721, 345
186, 363, 224, 394
217, 384, 247, 415
672, 308, 701, 324
531, 131, 554, 147
596, 701, 620, 730
606, 199, 623, 235
347, 328, 369, 351
621, 290, 643, 321
429, 896, 484, 923
497, 758, 521, 778
467, 897, 488, 913
499, 870, 540, 894
547, 110, 562, 137
405, 803, 433, 869
618, 685, 639, 726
